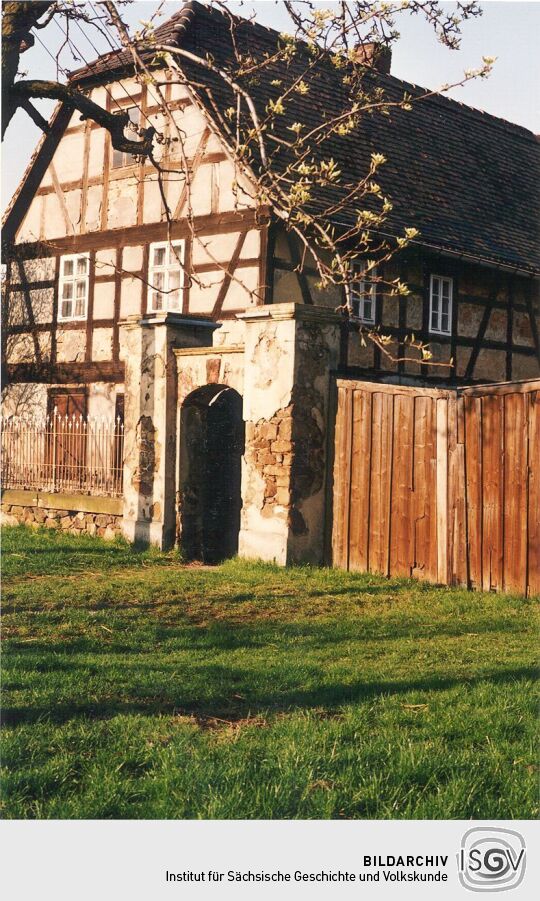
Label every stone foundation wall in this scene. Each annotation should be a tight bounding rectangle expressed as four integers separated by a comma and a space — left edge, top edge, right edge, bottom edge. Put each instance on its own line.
1, 502, 122, 539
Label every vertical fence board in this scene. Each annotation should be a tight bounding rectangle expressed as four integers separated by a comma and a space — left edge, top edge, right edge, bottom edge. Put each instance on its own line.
482, 395, 504, 591
464, 395, 483, 590
454, 396, 469, 587
368, 392, 394, 575
331, 387, 346, 569
503, 393, 528, 594
447, 395, 459, 585
412, 395, 434, 581
527, 391, 540, 596
348, 390, 372, 571
391, 394, 415, 576
436, 398, 449, 585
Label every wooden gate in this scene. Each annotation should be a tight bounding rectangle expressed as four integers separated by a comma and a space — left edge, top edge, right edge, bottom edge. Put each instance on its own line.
331, 378, 540, 595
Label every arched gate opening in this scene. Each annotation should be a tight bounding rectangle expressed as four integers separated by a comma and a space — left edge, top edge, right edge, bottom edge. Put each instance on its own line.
179, 385, 244, 563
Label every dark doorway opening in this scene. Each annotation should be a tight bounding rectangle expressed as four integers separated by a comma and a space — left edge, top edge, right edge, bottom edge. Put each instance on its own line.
179, 385, 244, 563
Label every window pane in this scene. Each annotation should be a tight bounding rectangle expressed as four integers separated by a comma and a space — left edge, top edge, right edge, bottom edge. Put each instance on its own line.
75, 296, 86, 317
76, 280, 86, 298
76, 256, 87, 276
62, 282, 73, 299
112, 148, 124, 169
363, 300, 372, 322
170, 244, 183, 267
63, 259, 74, 277
168, 291, 180, 311
128, 107, 140, 128
441, 280, 450, 300
61, 300, 72, 318
152, 291, 163, 311
153, 247, 166, 268
441, 313, 449, 333
152, 271, 165, 292
431, 310, 439, 330
169, 270, 181, 292
441, 297, 449, 317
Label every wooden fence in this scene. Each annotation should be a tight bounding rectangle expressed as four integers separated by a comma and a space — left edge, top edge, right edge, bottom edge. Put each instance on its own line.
330, 377, 540, 596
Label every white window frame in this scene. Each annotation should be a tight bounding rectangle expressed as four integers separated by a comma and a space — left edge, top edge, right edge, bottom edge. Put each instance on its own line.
58, 253, 90, 322
147, 240, 186, 313
429, 274, 453, 336
350, 263, 377, 324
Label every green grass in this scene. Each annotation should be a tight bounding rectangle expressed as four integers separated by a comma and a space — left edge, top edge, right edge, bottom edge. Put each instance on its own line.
1, 525, 538, 820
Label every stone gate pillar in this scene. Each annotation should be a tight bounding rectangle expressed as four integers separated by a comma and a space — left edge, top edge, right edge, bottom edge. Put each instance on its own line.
237, 303, 342, 565
120, 312, 218, 549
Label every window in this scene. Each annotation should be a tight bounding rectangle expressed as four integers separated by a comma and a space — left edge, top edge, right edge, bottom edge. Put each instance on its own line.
112, 107, 141, 168
148, 241, 185, 312
350, 263, 377, 324
58, 254, 89, 321
429, 275, 453, 335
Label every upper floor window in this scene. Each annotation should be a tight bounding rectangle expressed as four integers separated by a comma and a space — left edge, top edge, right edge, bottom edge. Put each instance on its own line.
429, 274, 453, 335
58, 253, 89, 321
112, 107, 141, 168
148, 241, 185, 313
350, 263, 377, 324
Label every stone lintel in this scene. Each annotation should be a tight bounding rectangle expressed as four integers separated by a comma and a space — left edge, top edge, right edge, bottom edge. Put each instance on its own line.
174, 345, 245, 358
237, 302, 344, 326
119, 312, 220, 332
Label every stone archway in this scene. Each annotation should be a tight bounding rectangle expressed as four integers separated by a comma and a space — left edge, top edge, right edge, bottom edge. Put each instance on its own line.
179, 385, 244, 563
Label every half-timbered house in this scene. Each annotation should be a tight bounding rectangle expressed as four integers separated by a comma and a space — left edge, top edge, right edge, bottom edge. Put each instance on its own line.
2, 1, 539, 589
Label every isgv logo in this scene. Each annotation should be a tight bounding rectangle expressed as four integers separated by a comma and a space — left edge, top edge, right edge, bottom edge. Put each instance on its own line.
458, 827, 526, 893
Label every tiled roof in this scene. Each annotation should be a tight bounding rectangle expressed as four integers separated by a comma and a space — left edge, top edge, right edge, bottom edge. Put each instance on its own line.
71, 1, 540, 273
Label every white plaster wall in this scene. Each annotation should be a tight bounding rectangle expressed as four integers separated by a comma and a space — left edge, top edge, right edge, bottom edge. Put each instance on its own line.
188, 276, 221, 313
142, 176, 165, 222
223, 267, 260, 311
243, 318, 296, 422
123, 246, 143, 272
92, 328, 113, 361
7, 333, 35, 363
213, 320, 244, 346
56, 329, 86, 363
17, 195, 42, 243
107, 177, 137, 229
13, 288, 54, 325
95, 249, 116, 278
192, 229, 259, 265
55, 132, 86, 182
85, 184, 102, 232
87, 382, 116, 418
64, 189, 82, 232
88, 129, 106, 179
21, 257, 56, 281
1, 383, 48, 418
93, 282, 115, 320
120, 276, 143, 319
41, 193, 67, 240
109, 77, 140, 100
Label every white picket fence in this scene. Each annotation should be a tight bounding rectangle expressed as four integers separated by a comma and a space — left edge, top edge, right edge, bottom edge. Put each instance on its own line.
1, 411, 124, 497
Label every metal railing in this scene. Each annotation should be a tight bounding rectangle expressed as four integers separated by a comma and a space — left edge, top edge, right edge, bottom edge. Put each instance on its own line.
1, 411, 124, 497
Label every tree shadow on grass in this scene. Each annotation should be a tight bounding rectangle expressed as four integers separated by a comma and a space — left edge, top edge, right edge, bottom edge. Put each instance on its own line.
2, 665, 536, 727
2, 612, 528, 654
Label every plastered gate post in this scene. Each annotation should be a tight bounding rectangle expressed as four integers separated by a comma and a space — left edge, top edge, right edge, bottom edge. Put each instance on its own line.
238, 303, 343, 565
120, 312, 218, 549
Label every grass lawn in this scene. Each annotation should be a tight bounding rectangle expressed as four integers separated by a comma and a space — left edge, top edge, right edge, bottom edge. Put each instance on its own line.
1, 525, 538, 820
